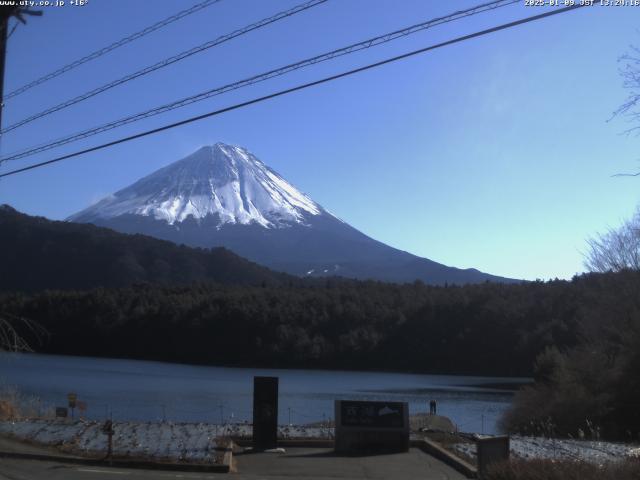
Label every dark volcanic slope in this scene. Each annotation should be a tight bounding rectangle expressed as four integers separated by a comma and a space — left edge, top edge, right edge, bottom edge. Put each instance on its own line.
0, 205, 290, 292
68, 143, 518, 285
96, 211, 514, 285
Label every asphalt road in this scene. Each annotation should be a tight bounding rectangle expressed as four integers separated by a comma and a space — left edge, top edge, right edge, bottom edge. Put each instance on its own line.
0, 458, 216, 480
0, 448, 466, 480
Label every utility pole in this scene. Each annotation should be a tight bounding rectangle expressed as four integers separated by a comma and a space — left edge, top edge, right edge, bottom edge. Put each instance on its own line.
0, 6, 42, 135
0, 10, 11, 132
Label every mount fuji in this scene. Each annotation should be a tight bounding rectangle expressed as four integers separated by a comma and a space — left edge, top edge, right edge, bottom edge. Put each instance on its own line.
68, 142, 514, 284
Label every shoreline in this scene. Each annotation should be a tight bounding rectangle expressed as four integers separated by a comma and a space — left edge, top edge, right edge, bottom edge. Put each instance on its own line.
1, 417, 638, 467
1, 351, 532, 384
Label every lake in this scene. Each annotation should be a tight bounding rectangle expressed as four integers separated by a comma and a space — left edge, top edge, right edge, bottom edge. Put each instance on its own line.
0, 353, 528, 434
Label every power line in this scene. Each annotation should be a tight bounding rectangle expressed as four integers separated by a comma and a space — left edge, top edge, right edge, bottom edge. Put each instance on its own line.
3, 0, 224, 102
0, 0, 328, 136
0, 4, 588, 180
0, 0, 519, 162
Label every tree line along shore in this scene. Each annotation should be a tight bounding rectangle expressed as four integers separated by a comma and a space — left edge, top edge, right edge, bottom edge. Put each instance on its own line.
2, 268, 639, 441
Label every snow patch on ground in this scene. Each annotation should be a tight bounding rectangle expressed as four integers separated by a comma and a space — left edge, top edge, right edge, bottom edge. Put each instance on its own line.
0, 419, 223, 463
453, 435, 639, 464
6, 419, 636, 465
0, 419, 334, 463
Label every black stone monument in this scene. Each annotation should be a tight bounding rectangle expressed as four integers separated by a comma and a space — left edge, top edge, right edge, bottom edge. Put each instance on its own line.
252, 376, 278, 450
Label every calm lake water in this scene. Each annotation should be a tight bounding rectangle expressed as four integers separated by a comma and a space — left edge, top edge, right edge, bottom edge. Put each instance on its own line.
0, 353, 528, 434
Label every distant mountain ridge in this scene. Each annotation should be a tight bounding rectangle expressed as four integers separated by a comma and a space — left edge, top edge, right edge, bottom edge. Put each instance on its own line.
68, 143, 517, 285
0, 205, 290, 292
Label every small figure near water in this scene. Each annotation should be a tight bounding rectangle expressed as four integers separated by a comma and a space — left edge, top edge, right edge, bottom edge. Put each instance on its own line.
429, 399, 437, 415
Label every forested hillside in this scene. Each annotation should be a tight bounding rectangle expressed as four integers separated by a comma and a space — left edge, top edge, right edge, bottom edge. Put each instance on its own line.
2, 271, 635, 380
501, 270, 640, 440
0, 205, 290, 291
3, 204, 639, 440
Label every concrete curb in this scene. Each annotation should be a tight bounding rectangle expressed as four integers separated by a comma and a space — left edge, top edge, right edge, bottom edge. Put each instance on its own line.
232, 438, 335, 449
277, 439, 334, 448
411, 438, 477, 479
0, 448, 233, 473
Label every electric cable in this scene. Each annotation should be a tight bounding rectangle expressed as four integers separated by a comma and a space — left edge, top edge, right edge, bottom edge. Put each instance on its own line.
3, 0, 224, 101
0, 0, 518, 161
0, 4, 587, 179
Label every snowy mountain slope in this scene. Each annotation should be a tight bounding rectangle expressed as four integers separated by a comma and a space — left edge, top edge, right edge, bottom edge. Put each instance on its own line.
68, 143, 516, 285
69, 143, 323, 227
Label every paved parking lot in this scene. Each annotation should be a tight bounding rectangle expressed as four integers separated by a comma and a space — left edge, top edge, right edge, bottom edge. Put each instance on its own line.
0, 435, 467, 480
233, 447, 467, 479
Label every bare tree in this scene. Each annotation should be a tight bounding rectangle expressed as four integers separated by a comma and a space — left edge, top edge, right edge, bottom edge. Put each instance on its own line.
614, 46, 640, 136
585, 208, 640, 272
608, 46, 640, 178
0, 312, 46, 352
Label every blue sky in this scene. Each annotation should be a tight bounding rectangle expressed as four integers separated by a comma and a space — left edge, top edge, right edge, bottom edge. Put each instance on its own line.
0, 0, 638, 281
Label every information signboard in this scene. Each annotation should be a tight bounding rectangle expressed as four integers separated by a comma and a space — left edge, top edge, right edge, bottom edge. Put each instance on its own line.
340, 400, 405, 428
335, 400, 409, 454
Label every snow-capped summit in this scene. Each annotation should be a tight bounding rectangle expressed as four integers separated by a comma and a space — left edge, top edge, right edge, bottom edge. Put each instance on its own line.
68, 143, 516, 285
69, 143, 323, 228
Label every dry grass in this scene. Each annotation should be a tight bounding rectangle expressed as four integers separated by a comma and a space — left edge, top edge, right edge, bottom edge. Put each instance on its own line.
0, 385, 51, 420
485, 458, 640, 480
0, 399, 19, 419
